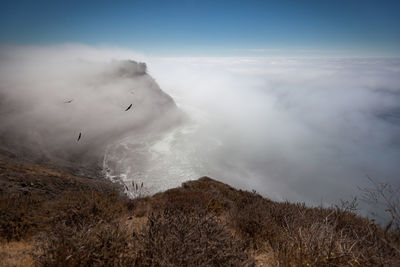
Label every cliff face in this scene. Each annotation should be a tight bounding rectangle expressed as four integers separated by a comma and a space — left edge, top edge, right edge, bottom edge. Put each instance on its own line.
0, 59, 185, 177
1, 155, 399, 266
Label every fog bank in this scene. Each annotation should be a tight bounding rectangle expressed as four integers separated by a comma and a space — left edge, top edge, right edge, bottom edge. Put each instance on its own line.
148, 56, 400, 207
1, 45, 399, 216
0, 45, 184, 176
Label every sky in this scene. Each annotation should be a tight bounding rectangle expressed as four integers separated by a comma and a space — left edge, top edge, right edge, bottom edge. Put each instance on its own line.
0, 1, 400, 220
1, 0, 400, 57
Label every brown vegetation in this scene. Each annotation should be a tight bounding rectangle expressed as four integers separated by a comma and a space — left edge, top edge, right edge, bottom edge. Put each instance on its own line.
1, 155, 399, 266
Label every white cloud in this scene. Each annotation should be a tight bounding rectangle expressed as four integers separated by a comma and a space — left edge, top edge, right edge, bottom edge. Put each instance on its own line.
0, 45, 183, 175
1, 44, 399, 216
148, 56, 400, 208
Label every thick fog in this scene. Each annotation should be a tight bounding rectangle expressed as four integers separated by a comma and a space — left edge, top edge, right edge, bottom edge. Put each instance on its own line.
1, 45, 399, 215
147, 57, 400, 207
0, 45, 184, 176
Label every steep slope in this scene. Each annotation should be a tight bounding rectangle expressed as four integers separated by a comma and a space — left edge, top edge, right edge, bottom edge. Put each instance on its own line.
1, 154, 399, 266
0, 59, 185, 177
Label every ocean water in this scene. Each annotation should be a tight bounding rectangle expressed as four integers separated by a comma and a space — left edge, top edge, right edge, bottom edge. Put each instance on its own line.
103, 57, 400, 223
102, 105, 221, 197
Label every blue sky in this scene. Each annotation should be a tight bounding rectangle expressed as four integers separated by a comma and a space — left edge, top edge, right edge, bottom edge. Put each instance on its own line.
1, 0, 399, 56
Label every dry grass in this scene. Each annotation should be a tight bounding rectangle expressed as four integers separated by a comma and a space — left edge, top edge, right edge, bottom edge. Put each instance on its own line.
0, 190, 127, 243
32, 188, 253, 266
35, 221, 135, 266
0, 241, 33, 267
1, 156, 399, 266
133, 207, 253, 266
227, 190, 400, 266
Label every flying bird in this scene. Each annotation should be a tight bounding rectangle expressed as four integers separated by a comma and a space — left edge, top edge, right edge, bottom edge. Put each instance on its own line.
77, 132, 82, 141
125, 104, 133, 111
64, 99, 73, 103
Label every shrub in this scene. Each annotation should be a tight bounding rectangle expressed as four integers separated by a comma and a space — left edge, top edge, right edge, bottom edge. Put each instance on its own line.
0, 190, 127, 242
134, 207, 254, 266
35, 222, 135, 266
227, 188, 400, 266
48, 190, 126, 230
0, 193, 47, 241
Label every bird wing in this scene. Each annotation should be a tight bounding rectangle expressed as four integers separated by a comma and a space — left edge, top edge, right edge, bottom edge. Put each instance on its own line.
125, 104, 132, 111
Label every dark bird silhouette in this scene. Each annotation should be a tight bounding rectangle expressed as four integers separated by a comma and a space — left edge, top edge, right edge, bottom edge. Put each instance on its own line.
64, 99, 73, 103
125, 104, 133, 111
77, 132, 82, 141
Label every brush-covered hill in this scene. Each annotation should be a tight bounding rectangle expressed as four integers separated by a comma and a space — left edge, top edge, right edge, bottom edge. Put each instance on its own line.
1, 154, 399, 266
0, 58, 185, 178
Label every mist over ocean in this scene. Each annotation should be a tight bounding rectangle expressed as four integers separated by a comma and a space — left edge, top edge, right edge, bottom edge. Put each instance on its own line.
2, 2, 400, 265
2, 45, 398, 220
149, 57, 400, 207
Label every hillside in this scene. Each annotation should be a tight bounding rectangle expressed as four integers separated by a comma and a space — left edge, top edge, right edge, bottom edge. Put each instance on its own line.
0, 59, 185, 179
1, 154, 399, 266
